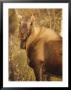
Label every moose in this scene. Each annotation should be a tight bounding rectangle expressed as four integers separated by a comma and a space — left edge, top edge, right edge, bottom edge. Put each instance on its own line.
19, 15, 62, 81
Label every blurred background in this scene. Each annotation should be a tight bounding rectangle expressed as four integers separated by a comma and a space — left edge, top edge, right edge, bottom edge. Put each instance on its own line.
9, 9, 62, 81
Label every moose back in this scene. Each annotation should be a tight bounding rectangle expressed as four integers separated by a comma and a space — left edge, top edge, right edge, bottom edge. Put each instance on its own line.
19, 19, 62, 81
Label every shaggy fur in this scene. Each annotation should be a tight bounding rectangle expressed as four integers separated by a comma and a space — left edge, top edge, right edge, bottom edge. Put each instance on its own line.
19, 19, 62, 81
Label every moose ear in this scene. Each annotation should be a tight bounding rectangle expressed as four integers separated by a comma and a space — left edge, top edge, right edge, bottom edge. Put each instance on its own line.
27, 15, 35, 29
30, 15, 35, 22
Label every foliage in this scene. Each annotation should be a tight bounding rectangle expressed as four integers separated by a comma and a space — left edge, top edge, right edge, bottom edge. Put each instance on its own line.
9, 9, 62, 81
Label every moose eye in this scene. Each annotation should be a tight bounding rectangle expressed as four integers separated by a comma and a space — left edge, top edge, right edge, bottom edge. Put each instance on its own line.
23, 24, 27, 28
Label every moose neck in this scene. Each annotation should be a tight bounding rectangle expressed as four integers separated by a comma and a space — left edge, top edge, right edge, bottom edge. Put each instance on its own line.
26, 26, 41, 50
32, 26, 41, 37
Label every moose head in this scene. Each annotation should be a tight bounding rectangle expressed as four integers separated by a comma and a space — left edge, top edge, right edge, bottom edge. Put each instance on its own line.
19, 15, 35, 49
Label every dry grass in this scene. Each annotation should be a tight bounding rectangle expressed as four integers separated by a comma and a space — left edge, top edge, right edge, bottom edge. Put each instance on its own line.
9, 9, 62, 81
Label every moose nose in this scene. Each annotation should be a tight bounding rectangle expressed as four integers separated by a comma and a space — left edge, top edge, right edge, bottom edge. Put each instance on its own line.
20, 40, 23, 49
20, 39, 26, 49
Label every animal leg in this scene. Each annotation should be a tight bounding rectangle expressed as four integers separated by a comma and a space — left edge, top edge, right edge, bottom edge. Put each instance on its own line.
33, 62, 44, 81
39, 64, 43, 81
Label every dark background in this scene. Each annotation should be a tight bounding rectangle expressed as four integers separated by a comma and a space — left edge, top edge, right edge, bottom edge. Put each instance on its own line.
0, 0, 70, 89
0, 0, 70, 3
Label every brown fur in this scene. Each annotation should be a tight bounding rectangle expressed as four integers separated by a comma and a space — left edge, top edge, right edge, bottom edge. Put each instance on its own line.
19, 18, 62, 81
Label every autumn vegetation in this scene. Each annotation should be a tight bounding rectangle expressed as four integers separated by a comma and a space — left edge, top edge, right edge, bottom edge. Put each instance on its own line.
9, 9, 62, 81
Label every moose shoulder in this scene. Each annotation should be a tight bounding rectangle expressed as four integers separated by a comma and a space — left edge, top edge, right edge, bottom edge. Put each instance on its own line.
19, 21, 62, 81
